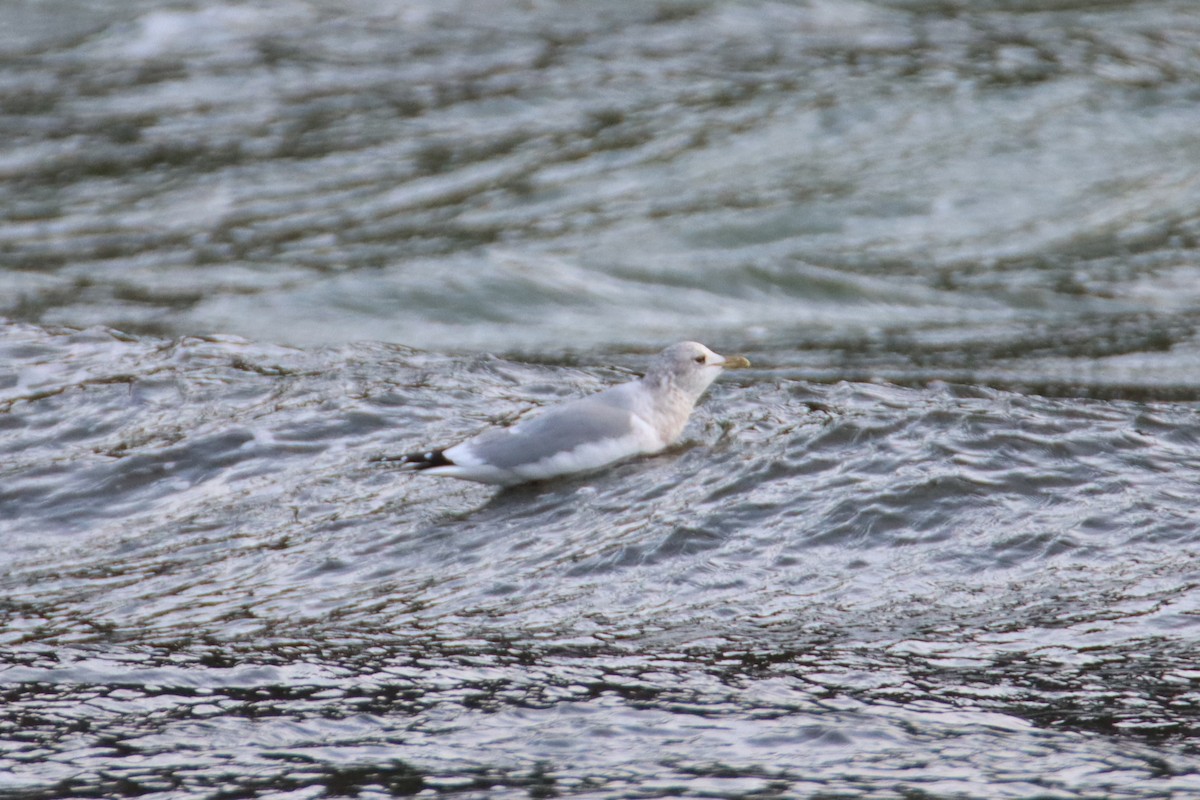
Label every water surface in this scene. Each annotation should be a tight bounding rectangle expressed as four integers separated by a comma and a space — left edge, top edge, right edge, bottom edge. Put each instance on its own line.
3, 1, 1200, 797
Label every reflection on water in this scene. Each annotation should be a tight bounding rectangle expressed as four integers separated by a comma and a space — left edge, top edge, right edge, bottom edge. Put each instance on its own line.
4, 327, 1200, 797
3, 0, 1200, 797
1, 0, 1199, 378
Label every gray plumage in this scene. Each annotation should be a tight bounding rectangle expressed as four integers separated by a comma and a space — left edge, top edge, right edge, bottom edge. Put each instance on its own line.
382, 341, 749, 486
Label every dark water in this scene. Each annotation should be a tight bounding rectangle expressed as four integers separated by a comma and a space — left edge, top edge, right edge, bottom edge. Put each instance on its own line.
4, 1, 1200, 798
5, 328, 1200, 798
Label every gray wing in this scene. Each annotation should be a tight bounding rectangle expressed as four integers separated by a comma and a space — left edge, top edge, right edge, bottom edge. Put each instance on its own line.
454, 386, 640, 470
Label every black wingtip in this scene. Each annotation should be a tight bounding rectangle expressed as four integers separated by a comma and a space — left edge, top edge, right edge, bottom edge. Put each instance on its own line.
372, 448, 454, 471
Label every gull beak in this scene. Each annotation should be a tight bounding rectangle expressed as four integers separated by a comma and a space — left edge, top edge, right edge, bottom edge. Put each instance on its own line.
718, 354, 751, 369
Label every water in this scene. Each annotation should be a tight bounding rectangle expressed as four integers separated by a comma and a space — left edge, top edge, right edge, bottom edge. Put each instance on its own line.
4, 1, 1200, 798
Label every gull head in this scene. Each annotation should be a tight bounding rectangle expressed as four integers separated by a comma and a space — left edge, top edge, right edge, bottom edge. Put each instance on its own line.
645, 341, 751, 399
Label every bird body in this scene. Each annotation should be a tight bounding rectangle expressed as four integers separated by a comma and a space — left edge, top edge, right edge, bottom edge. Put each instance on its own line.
382, 342, 749, 486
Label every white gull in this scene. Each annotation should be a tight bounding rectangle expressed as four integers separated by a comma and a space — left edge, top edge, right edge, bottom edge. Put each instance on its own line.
381, 341, 750, 486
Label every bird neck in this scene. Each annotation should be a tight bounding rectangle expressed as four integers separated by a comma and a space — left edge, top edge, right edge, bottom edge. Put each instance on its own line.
640, 373, 700, 444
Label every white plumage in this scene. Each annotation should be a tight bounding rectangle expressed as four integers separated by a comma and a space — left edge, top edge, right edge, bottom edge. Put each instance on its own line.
380, 341, 750, 486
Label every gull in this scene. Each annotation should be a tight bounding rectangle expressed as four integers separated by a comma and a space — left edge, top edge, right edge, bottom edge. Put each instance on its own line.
379, 341, 750, 486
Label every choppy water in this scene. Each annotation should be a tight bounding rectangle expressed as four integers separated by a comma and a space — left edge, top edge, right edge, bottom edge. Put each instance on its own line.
4, 1, 1200, 798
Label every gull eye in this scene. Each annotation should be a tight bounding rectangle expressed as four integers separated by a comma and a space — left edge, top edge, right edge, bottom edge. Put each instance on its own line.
694, 354, 706, 364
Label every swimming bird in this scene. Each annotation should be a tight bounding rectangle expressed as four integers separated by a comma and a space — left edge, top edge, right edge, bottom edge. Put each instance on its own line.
378, 341, 750, 486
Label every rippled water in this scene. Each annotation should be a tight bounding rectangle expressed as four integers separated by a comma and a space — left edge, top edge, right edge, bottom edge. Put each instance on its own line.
4, 0, 1200, 798
5, 325, 1200, 798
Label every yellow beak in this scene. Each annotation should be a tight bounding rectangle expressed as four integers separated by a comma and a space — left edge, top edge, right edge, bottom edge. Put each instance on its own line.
719, 354, 751, 369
